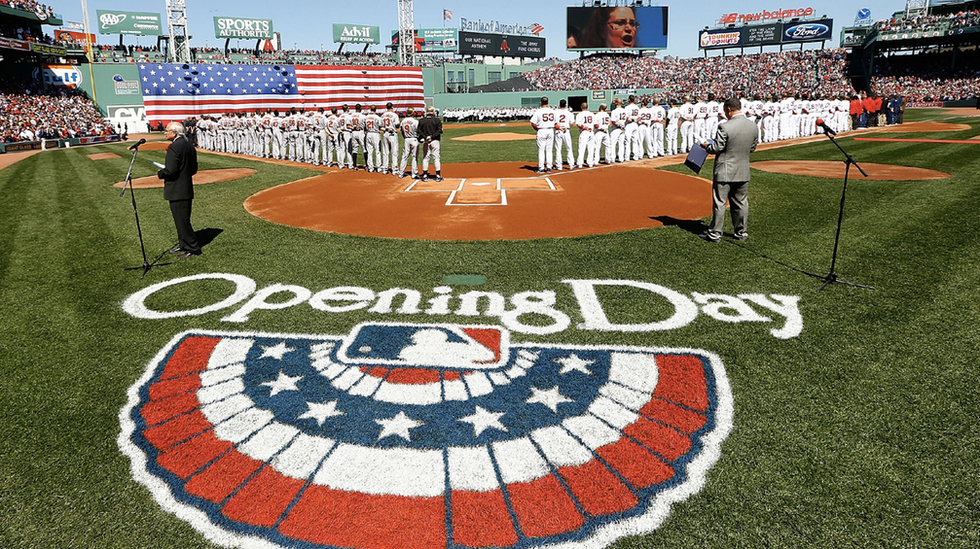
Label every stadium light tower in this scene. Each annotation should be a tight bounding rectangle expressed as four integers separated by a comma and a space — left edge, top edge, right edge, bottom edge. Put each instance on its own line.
166, 0, 191, 64
397, 0, 416, 66
905, 0, 928, 19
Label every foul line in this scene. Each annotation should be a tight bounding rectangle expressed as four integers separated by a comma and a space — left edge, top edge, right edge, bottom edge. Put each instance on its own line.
854, 137, 980, 144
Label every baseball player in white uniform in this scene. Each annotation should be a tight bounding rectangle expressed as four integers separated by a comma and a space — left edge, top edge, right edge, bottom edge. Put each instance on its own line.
574, 103, 595, 169
647, 98, 666, 158
553, 99, 574, 170
693, 97, 708, 142
609, 98, 627, 162
592, 103, 612, 165
636, 99, 653, 159
529, 96, 555, 174
624, 95, 641, 161
679, 97, 696, 154
666, 99, 681, 156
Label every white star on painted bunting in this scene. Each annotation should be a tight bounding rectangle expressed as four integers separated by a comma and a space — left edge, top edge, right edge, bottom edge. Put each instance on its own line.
526, 386, 573, 413
261, 371, 302, 396
458, 406, 508, 437
297, 401, 345, 426
556, 353, 594, 375
376, 411, 424, 441
260, 342, 295, 360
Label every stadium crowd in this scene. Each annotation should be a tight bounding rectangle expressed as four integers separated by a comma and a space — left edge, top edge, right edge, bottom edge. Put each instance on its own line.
0, 78, 114, 142
442, 107, 535, 122
874, 8, 980, 33
524, 49, 854, 99
869, 50, 980, 101
0, 0, 56, 19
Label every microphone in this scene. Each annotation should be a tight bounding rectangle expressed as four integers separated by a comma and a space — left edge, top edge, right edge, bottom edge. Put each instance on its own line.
128, 138, 147, 150
815, 119, 836, 136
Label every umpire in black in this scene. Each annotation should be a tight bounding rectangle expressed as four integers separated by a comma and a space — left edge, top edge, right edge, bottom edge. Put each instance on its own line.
158, 121, 201, 257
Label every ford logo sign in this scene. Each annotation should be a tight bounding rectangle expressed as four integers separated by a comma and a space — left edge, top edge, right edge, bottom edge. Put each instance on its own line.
785, 23, 829, 39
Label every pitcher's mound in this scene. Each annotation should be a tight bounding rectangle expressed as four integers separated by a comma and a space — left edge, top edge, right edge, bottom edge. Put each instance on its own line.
753, 161, 948, 180
113, 168, 257, 188
453, 132, 537, 141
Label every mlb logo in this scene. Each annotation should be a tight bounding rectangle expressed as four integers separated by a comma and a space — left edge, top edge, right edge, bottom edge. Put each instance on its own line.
120, 323, 733, 549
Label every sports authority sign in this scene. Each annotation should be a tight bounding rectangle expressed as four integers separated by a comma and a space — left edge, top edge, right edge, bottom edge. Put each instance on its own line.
214, 17, 274, 40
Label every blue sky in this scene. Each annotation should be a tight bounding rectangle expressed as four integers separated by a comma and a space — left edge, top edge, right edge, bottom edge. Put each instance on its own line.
57, 0, 907, 60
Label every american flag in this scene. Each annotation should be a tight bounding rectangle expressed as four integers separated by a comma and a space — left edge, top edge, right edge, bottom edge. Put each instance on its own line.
443, 9, 453, 21
138, 63, 425, 122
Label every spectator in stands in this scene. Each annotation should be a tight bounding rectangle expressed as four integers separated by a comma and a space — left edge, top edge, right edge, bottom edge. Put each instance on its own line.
850, 94, 865, 128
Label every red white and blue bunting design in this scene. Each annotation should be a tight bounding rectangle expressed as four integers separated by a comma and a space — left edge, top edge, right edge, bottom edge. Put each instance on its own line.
119, 323, 733, 549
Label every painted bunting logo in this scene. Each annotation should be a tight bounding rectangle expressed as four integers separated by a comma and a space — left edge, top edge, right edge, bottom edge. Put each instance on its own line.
119, 322, 733, 549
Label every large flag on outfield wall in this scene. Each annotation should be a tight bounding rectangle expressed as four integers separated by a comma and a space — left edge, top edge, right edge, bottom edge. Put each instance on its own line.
138, 63, 425, 122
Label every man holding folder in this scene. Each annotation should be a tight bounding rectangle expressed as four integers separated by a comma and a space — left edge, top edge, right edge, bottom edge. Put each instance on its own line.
698, 97, 758, 243
157, 121, 201, 257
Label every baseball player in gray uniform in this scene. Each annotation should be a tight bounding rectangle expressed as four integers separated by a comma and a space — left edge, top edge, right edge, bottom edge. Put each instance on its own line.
398, 107, 420, 179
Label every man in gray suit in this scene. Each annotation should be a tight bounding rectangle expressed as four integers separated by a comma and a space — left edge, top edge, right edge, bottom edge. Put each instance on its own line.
699, 97, 759, 243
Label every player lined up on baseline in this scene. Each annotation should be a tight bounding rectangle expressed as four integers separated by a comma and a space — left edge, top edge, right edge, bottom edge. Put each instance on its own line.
194, 103, 444, 180
528, 92, 858, 170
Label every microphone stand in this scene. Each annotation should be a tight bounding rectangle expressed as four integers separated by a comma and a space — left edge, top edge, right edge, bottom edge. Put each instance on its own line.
121, 140, 173, 278
804, 128, 874, 292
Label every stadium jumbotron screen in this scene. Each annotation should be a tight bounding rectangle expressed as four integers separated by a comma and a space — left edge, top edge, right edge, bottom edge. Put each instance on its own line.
567, 6, 668, 51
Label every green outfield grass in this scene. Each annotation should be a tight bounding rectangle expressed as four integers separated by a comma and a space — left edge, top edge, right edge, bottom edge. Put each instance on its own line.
1, 112, 978, 548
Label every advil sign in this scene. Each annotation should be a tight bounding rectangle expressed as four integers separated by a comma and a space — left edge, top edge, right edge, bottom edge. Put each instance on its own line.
332, 23, 381, 45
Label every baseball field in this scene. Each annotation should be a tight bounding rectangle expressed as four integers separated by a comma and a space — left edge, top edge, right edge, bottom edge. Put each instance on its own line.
1, 108, 978, 549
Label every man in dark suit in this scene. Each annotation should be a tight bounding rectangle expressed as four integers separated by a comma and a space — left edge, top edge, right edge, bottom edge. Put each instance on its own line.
699, 97, 759, 243
158, 121, 201, 257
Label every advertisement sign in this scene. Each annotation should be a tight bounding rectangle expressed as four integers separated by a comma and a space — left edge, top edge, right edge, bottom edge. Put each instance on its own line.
458, 31, 545, 58
332, 23, 381, 45
391, 28, 458, 52
95, 11, 162, 36
719, 6, 815, 25
459, 18, 538, 36
31, 43, 68, 56
111, 73, 140, 95
55, 30, 96, 46
743, 23, 780, 45
699, 28, 742, 49
0, 37, 32, 51
700, 18, 834, 49
36, 64, 83, 88
567, 6, 668, 51
213, 17, 274, 40
781, 18, 833, 42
